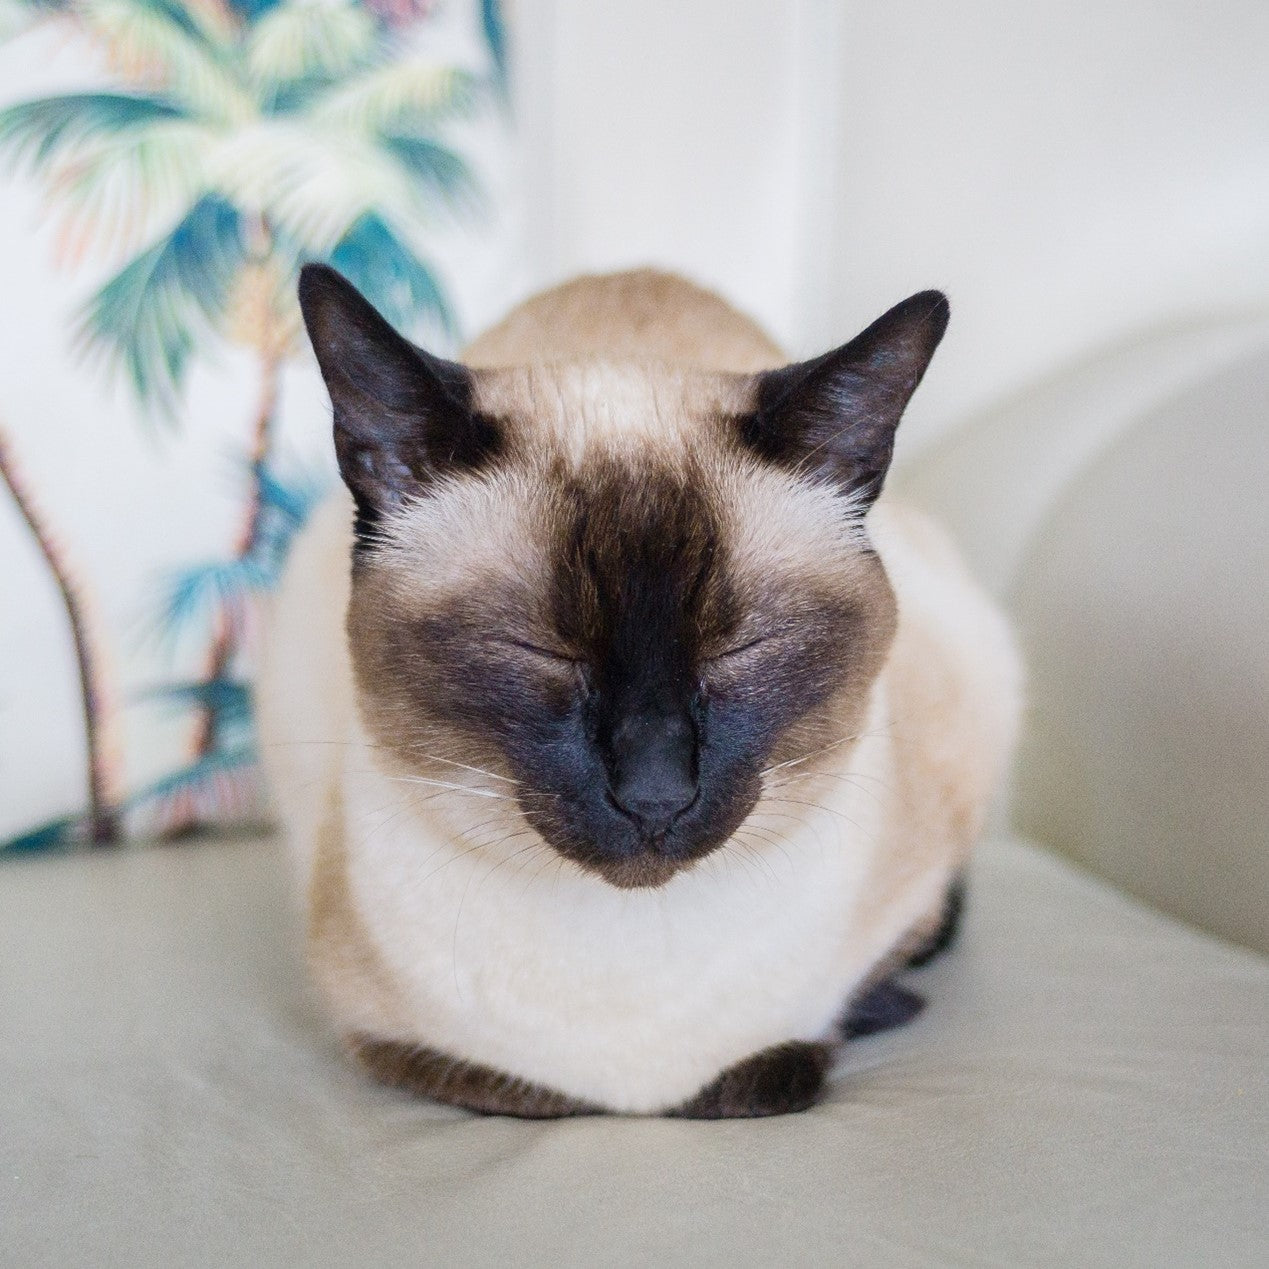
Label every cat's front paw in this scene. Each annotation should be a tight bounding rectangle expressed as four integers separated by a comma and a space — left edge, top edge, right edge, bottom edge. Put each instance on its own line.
349, 1034, 599, 1118
669, 1041, 832, 1119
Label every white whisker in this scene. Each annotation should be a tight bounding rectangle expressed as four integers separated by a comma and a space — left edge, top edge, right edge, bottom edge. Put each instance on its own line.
416, 755, 520, 785
759, 732, 861, 778
383, 776, 513, 800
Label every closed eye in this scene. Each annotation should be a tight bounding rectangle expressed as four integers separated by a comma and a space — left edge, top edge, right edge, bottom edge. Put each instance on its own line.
708, 636, 773, 662
501, 638, 581, 665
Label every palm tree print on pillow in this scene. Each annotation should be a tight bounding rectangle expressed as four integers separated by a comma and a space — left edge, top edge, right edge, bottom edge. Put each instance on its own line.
0, 0, 502, 848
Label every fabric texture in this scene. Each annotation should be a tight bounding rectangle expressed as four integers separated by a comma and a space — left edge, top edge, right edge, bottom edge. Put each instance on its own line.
2, 832, 1265, 1267
1010, 349, 1269, 955
0, 0, 508, 850
898, 334, 1269, 954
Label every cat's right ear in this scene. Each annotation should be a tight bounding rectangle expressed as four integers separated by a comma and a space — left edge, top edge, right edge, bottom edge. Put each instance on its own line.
297, 264, 500, 542
739, 291, 949, 508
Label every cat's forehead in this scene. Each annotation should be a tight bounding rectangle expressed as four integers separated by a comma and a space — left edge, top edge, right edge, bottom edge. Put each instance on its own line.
470, 361, 752, 459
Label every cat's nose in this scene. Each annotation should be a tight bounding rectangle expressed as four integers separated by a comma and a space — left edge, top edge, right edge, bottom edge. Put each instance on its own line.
608, 772, 697, 837
606, 711, 698, 838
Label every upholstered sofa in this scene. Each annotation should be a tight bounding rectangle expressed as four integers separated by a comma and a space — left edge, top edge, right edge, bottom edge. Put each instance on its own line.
3, 322, 1266, 1265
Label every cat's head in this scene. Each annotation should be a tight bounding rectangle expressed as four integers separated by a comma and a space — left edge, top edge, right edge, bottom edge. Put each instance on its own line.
298, 266, 947, 888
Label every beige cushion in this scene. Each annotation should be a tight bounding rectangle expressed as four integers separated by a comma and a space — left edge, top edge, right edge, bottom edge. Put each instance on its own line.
3, 834, 1265, 1265
1011, 350, 1269, 954
897, 330, 1269, 952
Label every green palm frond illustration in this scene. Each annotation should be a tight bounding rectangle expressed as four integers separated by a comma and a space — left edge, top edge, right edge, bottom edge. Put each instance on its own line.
127, 742, 261, 837
151, 460, 325, 646
480, 0, 507, 96
0, 0, 502, 845
82, 194, 248, 412
0, 0, 481, 416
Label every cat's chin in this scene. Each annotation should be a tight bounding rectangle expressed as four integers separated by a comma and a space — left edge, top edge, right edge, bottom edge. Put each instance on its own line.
578, 853, 698, 890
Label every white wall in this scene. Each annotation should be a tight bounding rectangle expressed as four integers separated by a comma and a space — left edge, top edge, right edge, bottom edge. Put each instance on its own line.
816, 0, 1269, 451
511, 0, 1269, 452
511, 0, 823, 350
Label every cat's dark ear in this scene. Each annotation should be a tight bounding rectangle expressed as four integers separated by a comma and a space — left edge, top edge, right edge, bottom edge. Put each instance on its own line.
740, 290, 949, 507
297, 263, 499, 542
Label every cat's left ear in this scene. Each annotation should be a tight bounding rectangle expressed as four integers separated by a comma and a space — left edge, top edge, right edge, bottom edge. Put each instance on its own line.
298, 263, 499, 543
740, 290, 949, 507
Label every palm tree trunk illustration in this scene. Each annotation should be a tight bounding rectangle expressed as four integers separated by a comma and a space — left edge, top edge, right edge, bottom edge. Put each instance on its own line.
188, 211, 283, 768
167, 218, 284, 838
0, 426, 119, 842
189, 340, 281, 761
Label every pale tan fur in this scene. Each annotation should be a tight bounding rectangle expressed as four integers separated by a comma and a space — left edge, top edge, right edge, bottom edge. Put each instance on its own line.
463, 268, 786, 371
260, 270, 1023, 1113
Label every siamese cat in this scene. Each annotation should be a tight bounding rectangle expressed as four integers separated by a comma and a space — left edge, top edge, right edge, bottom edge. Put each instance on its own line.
259, 266, 1022, 1119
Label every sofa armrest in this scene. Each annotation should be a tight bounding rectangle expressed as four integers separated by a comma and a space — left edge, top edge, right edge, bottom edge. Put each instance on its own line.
896, 325, 1269, 952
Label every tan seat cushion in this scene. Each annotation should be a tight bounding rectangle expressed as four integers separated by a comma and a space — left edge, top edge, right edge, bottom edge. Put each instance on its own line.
2, 835, 1266, 1266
